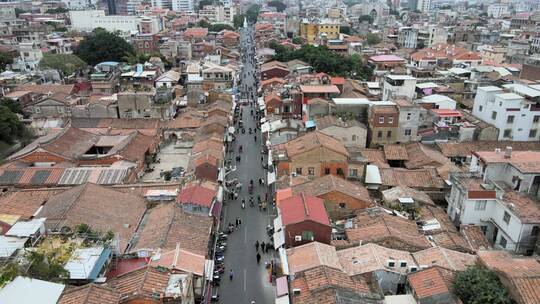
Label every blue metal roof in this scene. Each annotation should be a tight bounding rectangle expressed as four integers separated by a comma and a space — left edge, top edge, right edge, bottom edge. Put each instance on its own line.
305, 120, 316, 129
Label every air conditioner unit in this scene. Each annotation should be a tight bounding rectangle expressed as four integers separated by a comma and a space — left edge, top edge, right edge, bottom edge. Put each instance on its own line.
295, 235, 302, 242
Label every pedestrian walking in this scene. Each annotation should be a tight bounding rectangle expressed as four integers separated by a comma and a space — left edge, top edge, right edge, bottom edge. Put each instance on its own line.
255, 240, 259, 251
261, 242, 266, 252
235, 218, 239, 227
229, 269, 234, 280
238, 218, 242, 225
256, 252, 261, 264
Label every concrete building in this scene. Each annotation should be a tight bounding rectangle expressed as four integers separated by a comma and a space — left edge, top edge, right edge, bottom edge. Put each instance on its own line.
117, 89, 175, 120
172, 0, 194, 13
395, 99, 427, 143
368, 104, 399, 147
487, 4, 509, 19
447, 173, 540, 255
472, 85, 540, 141
382, 75, 417, 101
69, 10, 160, 34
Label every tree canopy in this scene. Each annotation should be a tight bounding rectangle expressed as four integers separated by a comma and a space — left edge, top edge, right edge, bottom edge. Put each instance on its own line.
46, 7, 69, 14
453, 266, 514, 304
366, 33, 381, 45
246, 4, 261, 23
340, 25, 352, 35
75, 28, 135, 66
0, 97, 23, 114
233, 14, 245, 28
267, 0, 286, 12
209, 23, 234, 32
39, 53, 87, 76
359, 15, 374, 24
270, 42, 373, 80
0, 52, 14, 72
0, 105, 27, 145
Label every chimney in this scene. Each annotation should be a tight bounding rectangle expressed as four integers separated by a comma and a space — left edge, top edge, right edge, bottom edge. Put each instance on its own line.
504, 146, 512, 159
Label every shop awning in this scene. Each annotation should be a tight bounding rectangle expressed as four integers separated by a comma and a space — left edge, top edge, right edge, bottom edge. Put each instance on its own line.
273, 229, 285, 249
273, 215, 282, 232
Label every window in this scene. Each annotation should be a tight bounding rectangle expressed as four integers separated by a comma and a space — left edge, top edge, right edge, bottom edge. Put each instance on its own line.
404, 129, 411, 136
308, 167, 315, 175
34, 107, 41, 113
532, 226, 539, 236
352, 135, 357, 141
503, 129, 512, 138
491, 111, 497, 120
479, 105, 483, 112
379, 116, 384, 123
400, 261, 407, 267
388, 116, 394, 124
534, 115, 540, 123
387, 131, 392, 138
295, 167, 302, 175
325, 168, 331, 175
302, 231, 314, 241
480, 226, 487, 234
406, 113, 411, 120
507, 115, 514, 124
337, 168, 344, 176
530, 129, 537, 138
377, 131, 383, 138
503, 211, 511, 224
339, 203, 346, 208
349, 169, 358, 177
499, 236, 507, 248
474, 200, 487, 211
57, 106, 64, 114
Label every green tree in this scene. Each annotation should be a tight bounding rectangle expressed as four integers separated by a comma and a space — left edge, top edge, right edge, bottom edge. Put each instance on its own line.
340, 25, 351, 35
39, 53, 87, 76
26, 251, 69, 283
0, 263, 20, 287
453, 266, 514, 304
267, 0, 286, 12
209, 23, 234, 32
75, 28, 134, 66
292, 37, 302, 44
46, 7, 69, 14
359, 15, 373, 24
366, 33, 381, 45
246, 4, 261, 23
0, 105, 26, 144
0, 97, 23, 114
233, 14, 245, 28
197, 19, 211, 28
14, 8, 26, 17
0, 52, 14, 72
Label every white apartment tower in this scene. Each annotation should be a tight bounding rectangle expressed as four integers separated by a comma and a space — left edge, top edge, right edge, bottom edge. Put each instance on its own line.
172, 0, 194, 12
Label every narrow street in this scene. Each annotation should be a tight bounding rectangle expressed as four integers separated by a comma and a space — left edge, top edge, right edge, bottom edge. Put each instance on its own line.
216, 26, 276, 304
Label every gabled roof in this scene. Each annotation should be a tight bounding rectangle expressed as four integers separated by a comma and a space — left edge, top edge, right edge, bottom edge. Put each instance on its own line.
474, 150, 540, 174
478, 250, 540, 304
261, 77, 285, 87
184, 27, 208, 38
436, 141, 540, 158
0, 189, 61, 219
106, 266, 170, 301
130, 203, 212, 256
16, 84, 75, 95
156, 70, 181, 82
292, 175, 371, 204
346, 207, 431, 252
300, 85, 340, 94
384, 144, 409, 161
379, 168, 446, 189
290, 266, 376, 304
459, 225, 492, 251
37, 183, 147, 252
150, 246, 205, 276
286, 242, 342, 274
58, 284, 120, 304
337, 243, 415, 276
279, 193, 329, 226
281, 131, 349, 158
412, 247, 476, 271
407, 267, 458, 303
177, 184, 216, 209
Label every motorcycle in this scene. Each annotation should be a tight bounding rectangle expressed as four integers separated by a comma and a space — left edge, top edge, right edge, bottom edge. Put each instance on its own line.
242, 202, 245, 209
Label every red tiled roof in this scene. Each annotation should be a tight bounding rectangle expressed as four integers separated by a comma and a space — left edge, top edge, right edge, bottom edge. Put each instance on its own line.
431, 109, 462, 117
299, 85, 340, 94
330, 77, 345, 85
368, 55, 405, 62
184, 27, 208, 38
407, 267, 458, 302
279, 193, 330, 226
474, 150, 540, 173
177, 185, 216, 209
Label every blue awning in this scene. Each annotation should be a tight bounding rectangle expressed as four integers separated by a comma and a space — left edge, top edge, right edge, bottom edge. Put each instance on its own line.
305, 120, 316, 129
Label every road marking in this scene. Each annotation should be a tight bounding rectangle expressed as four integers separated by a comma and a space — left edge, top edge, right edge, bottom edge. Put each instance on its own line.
243, 268, 247, 291
244, 225, 247, 243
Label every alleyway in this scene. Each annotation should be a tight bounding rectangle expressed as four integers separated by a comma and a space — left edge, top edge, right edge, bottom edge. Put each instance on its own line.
216, 26, 276, 304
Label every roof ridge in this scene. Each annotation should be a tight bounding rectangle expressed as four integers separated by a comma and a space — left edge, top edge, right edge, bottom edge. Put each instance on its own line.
439, 247, 457, 271
369, 243, 383, 269
301, 193, 309, 218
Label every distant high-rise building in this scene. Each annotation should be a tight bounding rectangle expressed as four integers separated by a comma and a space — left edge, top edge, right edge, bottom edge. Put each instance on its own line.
407, 0, 418, 11
106, 0, 117, 14
172, 0, 194, 12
